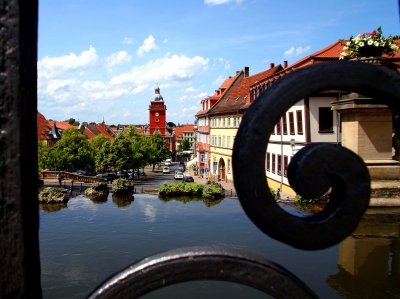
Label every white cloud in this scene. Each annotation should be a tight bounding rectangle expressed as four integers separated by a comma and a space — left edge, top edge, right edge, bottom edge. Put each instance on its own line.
205, 0, 243, 5
284, 45, 311, 58
175, 92, 207, 103
212, 75, 225, 87
38, 46, 99, 79
224, 60, 231, 69
136, 35, 159, 56
123, 38, 134, 44
105, 51, 131, 68
262, 58, 269, 63
182, 106, 198, 113
111, 55, 209, 86
185, 87, 199, 93
163, 39, 169, 43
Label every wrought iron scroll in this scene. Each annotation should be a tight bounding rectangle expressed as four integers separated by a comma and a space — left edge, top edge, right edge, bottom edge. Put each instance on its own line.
233, 60, 400, 250
87, 246, 318, 299
87, 62, 400, 298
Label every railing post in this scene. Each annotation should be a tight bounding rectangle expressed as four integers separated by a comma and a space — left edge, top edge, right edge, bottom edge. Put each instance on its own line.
0, 0, 42, 297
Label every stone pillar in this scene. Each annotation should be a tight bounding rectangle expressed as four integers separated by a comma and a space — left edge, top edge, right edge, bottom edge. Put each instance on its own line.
332, 93, 400, 180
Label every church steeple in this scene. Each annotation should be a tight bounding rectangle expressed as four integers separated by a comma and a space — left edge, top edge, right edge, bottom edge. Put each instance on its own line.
152, 83, 163, 101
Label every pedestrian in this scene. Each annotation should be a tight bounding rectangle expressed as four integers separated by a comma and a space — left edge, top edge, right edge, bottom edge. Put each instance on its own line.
58, 173, 63, 187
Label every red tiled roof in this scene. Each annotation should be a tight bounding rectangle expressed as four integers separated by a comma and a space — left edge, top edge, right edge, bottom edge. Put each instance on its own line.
48, 121, 73, 130
37, 111, 52, 140
83, 128, 96, 139
96, 123, 114, 140
196, 71, 243, 117
209, 65, 283, 115
183, 125, 195, 131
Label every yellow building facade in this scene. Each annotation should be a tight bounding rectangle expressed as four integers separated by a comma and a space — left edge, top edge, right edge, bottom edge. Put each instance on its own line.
209, 114, 241, 183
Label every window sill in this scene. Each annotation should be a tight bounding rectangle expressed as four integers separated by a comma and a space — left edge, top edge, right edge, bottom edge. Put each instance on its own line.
318, 130, 334, 133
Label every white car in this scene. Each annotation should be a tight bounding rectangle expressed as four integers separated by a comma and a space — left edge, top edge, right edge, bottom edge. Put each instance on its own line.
163, 167, 170, 174
165, 159, 171, 166
174, 172, 184, 180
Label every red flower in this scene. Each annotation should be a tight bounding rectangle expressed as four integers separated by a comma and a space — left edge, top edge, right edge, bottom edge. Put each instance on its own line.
370, 30, 376, 36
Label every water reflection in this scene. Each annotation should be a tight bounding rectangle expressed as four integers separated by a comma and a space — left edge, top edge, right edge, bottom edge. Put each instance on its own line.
112, 195, 134, 207
327, 208, 400, 298
88, 196, 108, 204
40, 203, 67, 213
158, 196, 223, 207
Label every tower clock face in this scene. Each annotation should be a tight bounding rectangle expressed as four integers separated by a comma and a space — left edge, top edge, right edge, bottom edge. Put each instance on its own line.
155, 112, 159, 116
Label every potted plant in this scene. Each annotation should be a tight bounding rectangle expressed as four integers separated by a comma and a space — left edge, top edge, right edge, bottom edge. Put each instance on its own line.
339, 26, 399, 61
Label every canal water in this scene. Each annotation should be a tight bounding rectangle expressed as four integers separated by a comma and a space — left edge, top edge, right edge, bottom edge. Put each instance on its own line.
39, 194, 400, 299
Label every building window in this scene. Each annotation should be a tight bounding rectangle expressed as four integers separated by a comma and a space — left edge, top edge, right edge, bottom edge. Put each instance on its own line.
218, 136, 221, 147
289, 112, 295, 135
284, 156, 288, 177
227, 117, 231, 127
277, 154, 282, 175
276, 121, 281, 134
266, 152, 270, 172
223, 118, 226, 128
282, 116, 287, 135
233, 117, 237, 127
319, 107, 333, 132
218, 118, 220, 128
296, 110, 303, 134
222, 136, 226, 148
228, 159, 231, 173
155, 118, 159, 122
237, 117, 240, 126
227, 136, 231, 148
272, 154, 276, 173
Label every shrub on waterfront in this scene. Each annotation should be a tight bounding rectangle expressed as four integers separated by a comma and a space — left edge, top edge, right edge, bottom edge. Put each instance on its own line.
112, 178, 134, 195
294, 192, 330, 204
269, 188, 277, 201
202, 182, 224, 200
84, 182, 109, 198
184, 183, 203, 196
158, 182, 218, 198
39, 187, 70, 204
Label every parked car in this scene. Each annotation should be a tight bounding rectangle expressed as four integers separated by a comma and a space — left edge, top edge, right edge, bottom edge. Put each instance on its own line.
73, 170, 90, 176
182, 175, 194, 182
117, 172, 128, 178
174, 172, 184, 180
163, 167, 170, 174
165, 159, 171, 166
94, 173, 116, 183
178, 166, 185, 172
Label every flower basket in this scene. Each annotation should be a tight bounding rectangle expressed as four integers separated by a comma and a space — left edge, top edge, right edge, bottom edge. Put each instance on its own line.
339, 26, 399, 60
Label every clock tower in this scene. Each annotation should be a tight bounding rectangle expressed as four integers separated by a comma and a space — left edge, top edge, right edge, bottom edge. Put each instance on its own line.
149, 84, 166, 136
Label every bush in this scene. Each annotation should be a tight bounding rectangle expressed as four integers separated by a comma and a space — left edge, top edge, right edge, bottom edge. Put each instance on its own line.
112, 178, 134, 195
84, 182, 109, 198
39, 187, 70, 204
270, 188, 277, 201
202, 182, 224, 199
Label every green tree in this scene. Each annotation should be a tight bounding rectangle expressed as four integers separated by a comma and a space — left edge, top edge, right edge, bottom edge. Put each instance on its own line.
127, 126, 151, 174
53, 127, 94, 171
107, 132, 134, 173
148, 132, 171, 171
38, 140, 55, 173
65, 118, 76, 125
90, 134, 109, 158
178, 138, 191, 151
96, 139, 112, 172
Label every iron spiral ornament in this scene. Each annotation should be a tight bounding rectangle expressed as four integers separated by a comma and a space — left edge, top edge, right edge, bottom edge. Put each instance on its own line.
88, 61, 400, 298
233, 60, 400, 250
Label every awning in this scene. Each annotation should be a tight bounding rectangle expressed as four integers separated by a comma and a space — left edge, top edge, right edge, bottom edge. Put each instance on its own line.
186, 157, 197, 167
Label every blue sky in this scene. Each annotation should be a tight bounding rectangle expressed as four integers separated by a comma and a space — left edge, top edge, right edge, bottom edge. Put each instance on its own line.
38, 0, 399, 125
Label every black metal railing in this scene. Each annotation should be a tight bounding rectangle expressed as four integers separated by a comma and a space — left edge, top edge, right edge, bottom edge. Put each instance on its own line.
2, 2, 400, 297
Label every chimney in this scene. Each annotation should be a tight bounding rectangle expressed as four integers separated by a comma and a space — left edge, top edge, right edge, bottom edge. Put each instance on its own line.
284, 61, 288, 68
236, 71, 240, 75
270, 63, 275, 69
244, 67, 249, 77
